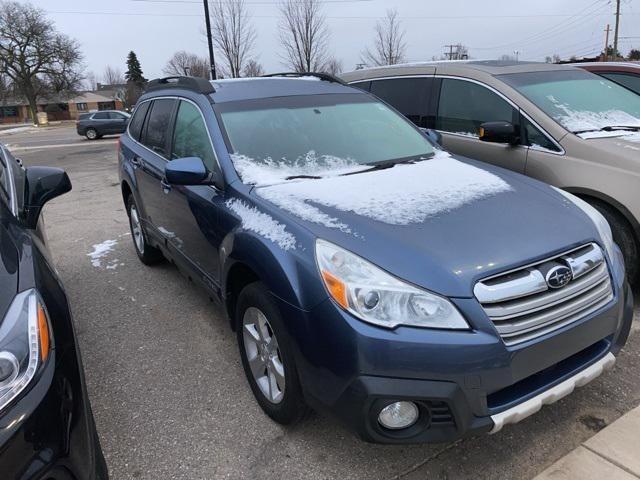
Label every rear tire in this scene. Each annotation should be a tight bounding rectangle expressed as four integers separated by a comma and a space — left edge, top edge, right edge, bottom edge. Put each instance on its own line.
126, 195, 163, 265
236, 282, 310, 425
85, 128, 98, 140
589, 200, 638, 284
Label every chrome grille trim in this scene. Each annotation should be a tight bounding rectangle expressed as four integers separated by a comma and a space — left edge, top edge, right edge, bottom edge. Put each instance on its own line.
474, 243, 613, 346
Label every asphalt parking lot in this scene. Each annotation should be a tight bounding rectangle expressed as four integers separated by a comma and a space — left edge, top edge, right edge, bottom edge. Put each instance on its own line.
2, 124, 639, 480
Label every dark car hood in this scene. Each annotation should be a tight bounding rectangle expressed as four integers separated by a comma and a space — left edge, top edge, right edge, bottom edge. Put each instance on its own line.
0, 223, 19, 319
253, 152, 599, 298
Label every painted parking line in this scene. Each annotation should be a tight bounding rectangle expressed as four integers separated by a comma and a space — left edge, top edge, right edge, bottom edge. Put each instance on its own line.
8, 140, 118, 152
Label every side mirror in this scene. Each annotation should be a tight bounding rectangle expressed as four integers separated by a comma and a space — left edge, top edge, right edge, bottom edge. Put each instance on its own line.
479, 121, 519, 145
165, 157, 216, 186
24, 167, 72, 229
422, 128, 443, 146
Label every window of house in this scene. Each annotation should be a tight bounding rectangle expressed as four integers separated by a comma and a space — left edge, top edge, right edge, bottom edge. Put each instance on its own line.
370, 78, 433, 128
76, 103, 88, 111
436, 78, 516, 136
0, 107, 18, 118
171, 100, 216, 170
142, 99, 176, 158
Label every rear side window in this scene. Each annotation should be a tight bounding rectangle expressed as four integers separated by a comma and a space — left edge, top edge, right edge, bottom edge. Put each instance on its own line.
598, 72, 640, 95
93, 112, 109, 120
370, 78, 432, 128
171, 101, 217, 171
436, 78, 516, 136
109, 112, 127, 120
0, 153, 9, 206
142, 99, 176, 157
128, 101, 151, 141
79, 113, 92, 120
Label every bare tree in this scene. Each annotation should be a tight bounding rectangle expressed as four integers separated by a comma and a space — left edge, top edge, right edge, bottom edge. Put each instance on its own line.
242, 59, 265, 77
544, 54, 562, 64
163, 51, 210, 78
279, 0, 330, 72
362, 9, 406, 67
323, 57, 343, 76
103, 65, 124, 85
85, 71, 98, 90
209, 0, 256, 78
0, 2, 83, 122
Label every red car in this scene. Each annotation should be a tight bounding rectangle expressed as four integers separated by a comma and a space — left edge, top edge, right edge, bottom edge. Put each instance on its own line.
574, 62, 640, 95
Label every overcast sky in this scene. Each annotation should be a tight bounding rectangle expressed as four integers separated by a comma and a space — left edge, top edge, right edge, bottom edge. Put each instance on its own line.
27, 0, 640, 82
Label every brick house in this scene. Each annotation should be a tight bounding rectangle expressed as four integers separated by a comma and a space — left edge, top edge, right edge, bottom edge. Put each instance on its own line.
0, 87, 125, 124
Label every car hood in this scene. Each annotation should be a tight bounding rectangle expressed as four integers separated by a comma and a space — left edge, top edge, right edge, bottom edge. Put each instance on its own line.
252, 151, 599, 298
0, 223, 19, 319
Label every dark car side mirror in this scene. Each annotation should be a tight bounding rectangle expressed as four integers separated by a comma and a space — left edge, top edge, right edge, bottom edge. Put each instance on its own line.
165, 157, 222, 188
421, 128, 443, 146
479, 122, 520, 145
23, 167, 72, 229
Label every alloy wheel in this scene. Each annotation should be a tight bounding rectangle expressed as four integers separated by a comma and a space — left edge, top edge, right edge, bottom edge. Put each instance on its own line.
242, 307, 285, 404
129, 205, 144, 254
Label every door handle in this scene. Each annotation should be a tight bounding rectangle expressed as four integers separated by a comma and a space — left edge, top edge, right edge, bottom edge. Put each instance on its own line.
160, 179, 172, 194
131, 156, 142, 167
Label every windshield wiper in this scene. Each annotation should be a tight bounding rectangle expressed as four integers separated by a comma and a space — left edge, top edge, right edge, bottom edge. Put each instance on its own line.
341, 154, 434, 177
574, 125, 640, 134
285, 174, 322, 180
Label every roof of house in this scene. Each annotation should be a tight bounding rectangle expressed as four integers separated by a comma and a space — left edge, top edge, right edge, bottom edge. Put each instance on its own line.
70, 91, 120, 103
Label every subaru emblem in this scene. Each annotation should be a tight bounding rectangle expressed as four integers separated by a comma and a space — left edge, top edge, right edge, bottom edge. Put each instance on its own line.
546, 265, 572, 289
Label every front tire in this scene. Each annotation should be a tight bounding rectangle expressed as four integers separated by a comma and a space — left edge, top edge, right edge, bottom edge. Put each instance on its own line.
126, 195, 163, 265
236, 282, 310, 425
85, 128, 98, 140
590, 200, 638, 284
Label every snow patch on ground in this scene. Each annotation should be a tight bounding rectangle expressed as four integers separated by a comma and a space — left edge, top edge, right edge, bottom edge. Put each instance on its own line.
257, 151, 512, 228
87, 239, 118, 267
231, 152, 367, 186
226, 199, 296, 250
0, 125, 36, 135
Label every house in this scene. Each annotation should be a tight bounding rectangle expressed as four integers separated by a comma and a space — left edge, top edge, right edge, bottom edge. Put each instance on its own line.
0, 88, 125, 124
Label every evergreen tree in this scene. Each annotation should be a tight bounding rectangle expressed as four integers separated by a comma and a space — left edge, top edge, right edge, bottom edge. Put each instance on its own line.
629, 49, 640, 61
125, 51, 146, 86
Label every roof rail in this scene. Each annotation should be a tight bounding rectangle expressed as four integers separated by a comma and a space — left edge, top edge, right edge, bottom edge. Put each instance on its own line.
145, 76, 216, 94
261, 72, 346, 85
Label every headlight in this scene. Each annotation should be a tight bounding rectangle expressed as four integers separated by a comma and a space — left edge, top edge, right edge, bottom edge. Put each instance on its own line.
553, 188, 617, 261
315, 239, 468, 329
0, 289, 51, 412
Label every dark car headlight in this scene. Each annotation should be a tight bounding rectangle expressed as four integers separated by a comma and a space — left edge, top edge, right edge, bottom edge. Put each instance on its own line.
0, 289, 51, 412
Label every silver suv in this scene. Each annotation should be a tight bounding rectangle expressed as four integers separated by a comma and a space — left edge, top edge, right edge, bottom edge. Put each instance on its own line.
342, 61, 640, 283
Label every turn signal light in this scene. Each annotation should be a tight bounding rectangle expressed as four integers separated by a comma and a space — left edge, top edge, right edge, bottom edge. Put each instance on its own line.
320, 270, 348, 309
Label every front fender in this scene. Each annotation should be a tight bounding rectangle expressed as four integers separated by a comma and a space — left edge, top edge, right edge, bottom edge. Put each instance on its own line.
220, 228, 327, 312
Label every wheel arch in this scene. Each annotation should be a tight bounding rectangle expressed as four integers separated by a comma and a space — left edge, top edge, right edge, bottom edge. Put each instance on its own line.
564, 187, 640, 245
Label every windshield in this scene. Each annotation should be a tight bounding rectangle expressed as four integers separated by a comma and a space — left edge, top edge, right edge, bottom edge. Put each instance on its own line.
500, 70, 640, 136
217, 93, 435, 183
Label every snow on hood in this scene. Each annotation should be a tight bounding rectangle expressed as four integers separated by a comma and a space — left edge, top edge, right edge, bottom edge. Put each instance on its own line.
546, 96, 640, 140
226, 198, 296, 250
254, 151, 512, 231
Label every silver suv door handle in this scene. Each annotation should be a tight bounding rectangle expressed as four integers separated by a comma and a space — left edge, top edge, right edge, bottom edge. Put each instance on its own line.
131, 156, 142, 167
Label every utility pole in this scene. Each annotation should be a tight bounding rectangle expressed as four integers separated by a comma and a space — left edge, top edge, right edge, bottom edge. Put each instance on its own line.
603, 24, 611, 61
613, 0, 621, 61
444, 44, 455, 60
202, 0, 217, 80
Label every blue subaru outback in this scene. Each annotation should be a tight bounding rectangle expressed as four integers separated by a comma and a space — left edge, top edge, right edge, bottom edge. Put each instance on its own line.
118, 74, 633, 444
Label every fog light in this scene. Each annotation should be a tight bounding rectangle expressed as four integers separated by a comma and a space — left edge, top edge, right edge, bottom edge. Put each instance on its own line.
378, 401, 419, 430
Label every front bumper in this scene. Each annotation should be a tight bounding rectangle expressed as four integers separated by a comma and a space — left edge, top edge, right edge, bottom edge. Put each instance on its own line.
0, 352, 108, 479
281, 267, 633, 444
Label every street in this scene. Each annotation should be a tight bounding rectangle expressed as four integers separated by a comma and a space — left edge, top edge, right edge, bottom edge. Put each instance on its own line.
3, 124, 639, 480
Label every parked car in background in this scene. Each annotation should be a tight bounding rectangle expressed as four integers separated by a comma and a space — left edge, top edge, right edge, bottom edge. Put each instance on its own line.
342, 61, 640, 284
76, 110, 130, 140
119, 75, 632, 444
0, 144, 108, 478
573, 62, 640, 95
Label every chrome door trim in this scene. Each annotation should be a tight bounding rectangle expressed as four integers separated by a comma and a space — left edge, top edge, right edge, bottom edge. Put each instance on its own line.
0, 145, 18, 216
